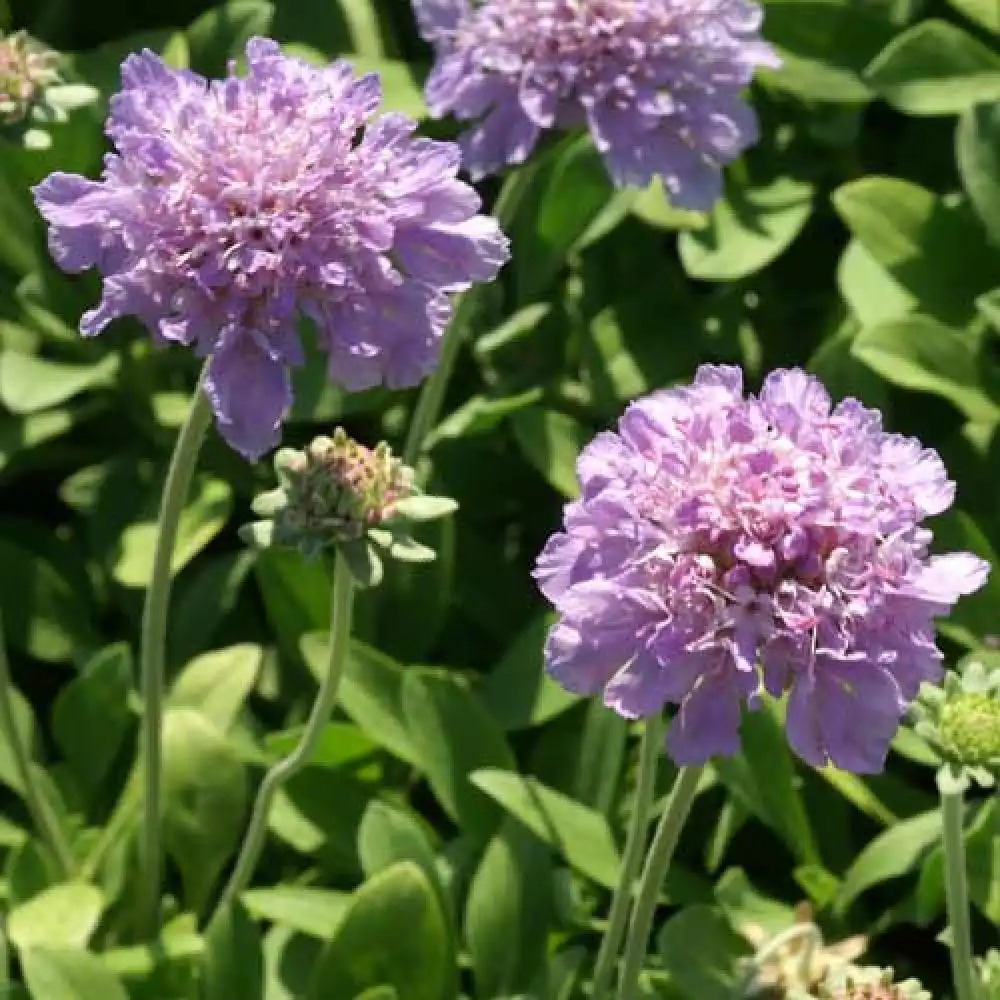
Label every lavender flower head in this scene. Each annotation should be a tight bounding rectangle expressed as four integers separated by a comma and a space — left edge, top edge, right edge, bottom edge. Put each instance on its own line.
33, 38, 509, 459
534, 366, 990, 772
414, 0, 779, 209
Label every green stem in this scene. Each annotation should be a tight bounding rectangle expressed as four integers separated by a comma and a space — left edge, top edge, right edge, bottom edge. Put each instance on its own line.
0, 617, 75, 878
591, 715, 665, 1000
615, 765, 704, 1000
401, 170, 529, 470
137, 370, 212, 937
939, 774, 979, 1000
211, 551, 355, 921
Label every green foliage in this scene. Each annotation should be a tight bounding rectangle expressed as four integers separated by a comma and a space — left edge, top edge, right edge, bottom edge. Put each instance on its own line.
3, 0, 1000, 998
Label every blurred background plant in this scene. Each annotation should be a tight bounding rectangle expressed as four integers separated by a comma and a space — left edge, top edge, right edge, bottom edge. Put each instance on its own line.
1, 0, 1000, 999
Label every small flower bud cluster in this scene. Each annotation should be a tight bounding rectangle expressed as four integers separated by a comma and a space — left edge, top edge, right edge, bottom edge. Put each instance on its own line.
241, 428, 457, 586
818, 966, 930, 1000
0, 31, 59, 124
0, 31, 95, 149
913, 660, 1000, 789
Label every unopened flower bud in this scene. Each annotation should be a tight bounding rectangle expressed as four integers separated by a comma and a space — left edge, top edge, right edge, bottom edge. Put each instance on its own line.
819, 966, 929, 1000
914, 660, 1000, 786
241, 428, 456, 587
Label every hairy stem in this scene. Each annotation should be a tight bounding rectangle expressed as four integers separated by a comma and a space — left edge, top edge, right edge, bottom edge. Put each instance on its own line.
212, 551, 355, 920
615, 765, 704, 1000
591, 715, 665, 1000
137, 370, 212, 937
939, 773, 979, 1000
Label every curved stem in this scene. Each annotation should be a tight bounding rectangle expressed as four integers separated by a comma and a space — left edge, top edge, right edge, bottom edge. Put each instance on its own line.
212, 552, 355, 921
402, 170, 529, 471
615, 764, 704, 1000
0, 617, 75, 877
939, 773, 979, 1000
591, 715, 665, 1000
137, 370, 212, 937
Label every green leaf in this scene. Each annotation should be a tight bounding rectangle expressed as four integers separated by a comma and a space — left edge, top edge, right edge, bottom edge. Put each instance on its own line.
264, 721, 376, 768
630, 178, 709, 231
258, 549, 331, 658
957, 102, 1000, 246
509, 136, 615, 303
301, 636, 417, 764
0, 406, 81, 473
358, 801, 439, 885
401, 670, 516, 839
185, 0, 275, 75
204, 902, 264, 1000
168, 643, 262, 732
932, 511, 1000, 646
946, 0, 1000, 34
269, 767, 375, 876
101, 914, 203, 992
52, 643, 132, 799
19, 948, 129, 1000
851, 316, 1000, 422
657, 906, 751, 1000
836, 809, 942, 911
509, 408, 588, 499
0, 536, 95, 662
0, 353, 117, 415
243, 886, 351, 939
759, 0, 895, 104
833, 175, 1000, 324
714, 869, 796, 938
349, 56, 427, 118
836, 240, 916, 327
480, 612, 580, 731
113, 476, 233, 588
161, 708, 248, 915
865, 20, 1000, 115
357, 801, 457, 998
739, 703, 820, 864
465, 819, 553, 999
570, 701, 628, 816
423, 390, 544, 448
7, 884, 104, 951
679, 177, 814, 282
172, 550, 257, 665
470, 768, 621, 888
0, 163, 41, 275
0, 682, 36, 796
306, 862, 454, 1000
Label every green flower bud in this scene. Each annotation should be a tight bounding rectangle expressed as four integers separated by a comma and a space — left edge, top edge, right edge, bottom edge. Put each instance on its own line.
0, 32, 96, 149
241, 428, 456, 587
913, 659, 1000, 786
939, 692, 1000, 768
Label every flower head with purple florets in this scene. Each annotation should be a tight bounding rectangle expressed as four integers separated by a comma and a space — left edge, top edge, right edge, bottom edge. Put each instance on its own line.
414, 0, 780, 209
32, 38, 509, 459
534, 366, 990, 773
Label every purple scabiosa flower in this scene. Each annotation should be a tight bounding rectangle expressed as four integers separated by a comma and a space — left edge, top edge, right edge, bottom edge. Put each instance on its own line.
32, 39, 509, 460
534, 366, 990, 773
413, 0, 779, 209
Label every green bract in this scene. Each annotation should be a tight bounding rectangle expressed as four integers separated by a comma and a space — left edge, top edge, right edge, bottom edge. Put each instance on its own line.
913, 660, 1000, 788
240, 428, 457, 587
